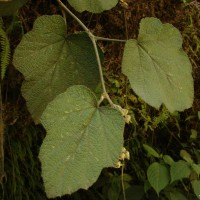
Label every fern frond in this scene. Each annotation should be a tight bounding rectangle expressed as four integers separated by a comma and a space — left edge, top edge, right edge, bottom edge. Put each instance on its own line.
0, 17, 10, 80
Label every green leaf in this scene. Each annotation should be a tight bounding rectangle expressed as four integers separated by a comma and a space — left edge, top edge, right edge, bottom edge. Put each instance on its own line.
190, 129, 197, 140
13, 15, 102, 122
198, 111, 200, 120
39, 85, 125, 198
163, 155, 174, 166
67, 0, 118, 13
0, 0, 27, 16
180, 149, 193, 163
191, 180, 200, 199
191, 164, 200, 176
143, 144, 160, 158
165, 190, 188, 200
121, 173, 132, 182
122, 17, 193, 112
147, 162, 170, 194
170, 160, 192, 182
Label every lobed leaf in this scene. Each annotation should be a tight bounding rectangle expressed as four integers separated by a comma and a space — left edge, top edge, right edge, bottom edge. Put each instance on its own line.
39, 85, 125, 198
13, 15, 102, 122
122, 17, 194, 112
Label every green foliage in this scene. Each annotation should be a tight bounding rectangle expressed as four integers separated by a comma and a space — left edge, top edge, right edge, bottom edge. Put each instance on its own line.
0, 17, 10, 80
191, 163, 200, 176
163, 155, 174, 166
10, 0, 197, 199
170, 160, 192, 182
180, 149, 194, 163
0, 0, 27, 16
165, 190, 188, 200
39, 85, 125, 198
122, 17, 194, 112
13, 15, 102, 123
107, 173, 131, 200
152, 106, 171, 128
147, 162, 170, 194
191, 180, 200, 199
143, 144, 160, 158
67, 0, 119, 13
145, 145, 200, 199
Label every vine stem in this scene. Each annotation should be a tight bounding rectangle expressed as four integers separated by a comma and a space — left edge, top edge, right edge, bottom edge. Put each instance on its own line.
57, 0, 125, 107
121, 163, 127, 200
95, 36, 126, 43
57, 0, 90, 32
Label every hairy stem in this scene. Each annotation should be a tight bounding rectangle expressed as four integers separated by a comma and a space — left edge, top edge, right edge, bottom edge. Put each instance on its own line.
57, 0, 118, 107
121, 164, 127, 200
57, 0, 89, 32
95, 36, 126, 43
89, 33, 115, 107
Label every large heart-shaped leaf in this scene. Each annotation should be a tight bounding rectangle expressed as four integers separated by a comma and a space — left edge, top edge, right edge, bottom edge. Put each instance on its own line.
13, 15, 102, 122
122, 17, 194, 112
39, 85, 125, 198
67, 0, 118, 13
0, 0, 27, 16
147, 162, 170, 194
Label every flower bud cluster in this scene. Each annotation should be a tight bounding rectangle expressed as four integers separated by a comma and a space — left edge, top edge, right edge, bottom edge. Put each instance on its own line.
114, 147, 130, 168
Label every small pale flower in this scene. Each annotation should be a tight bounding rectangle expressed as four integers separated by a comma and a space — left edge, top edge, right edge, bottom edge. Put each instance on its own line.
114, 161, 123, 168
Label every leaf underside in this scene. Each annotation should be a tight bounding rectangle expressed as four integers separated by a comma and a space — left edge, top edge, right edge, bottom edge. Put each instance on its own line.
67, 0, 118, 13
13, 15, 102, 122
39, 85, 125, 198
122, 17, 194, 112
